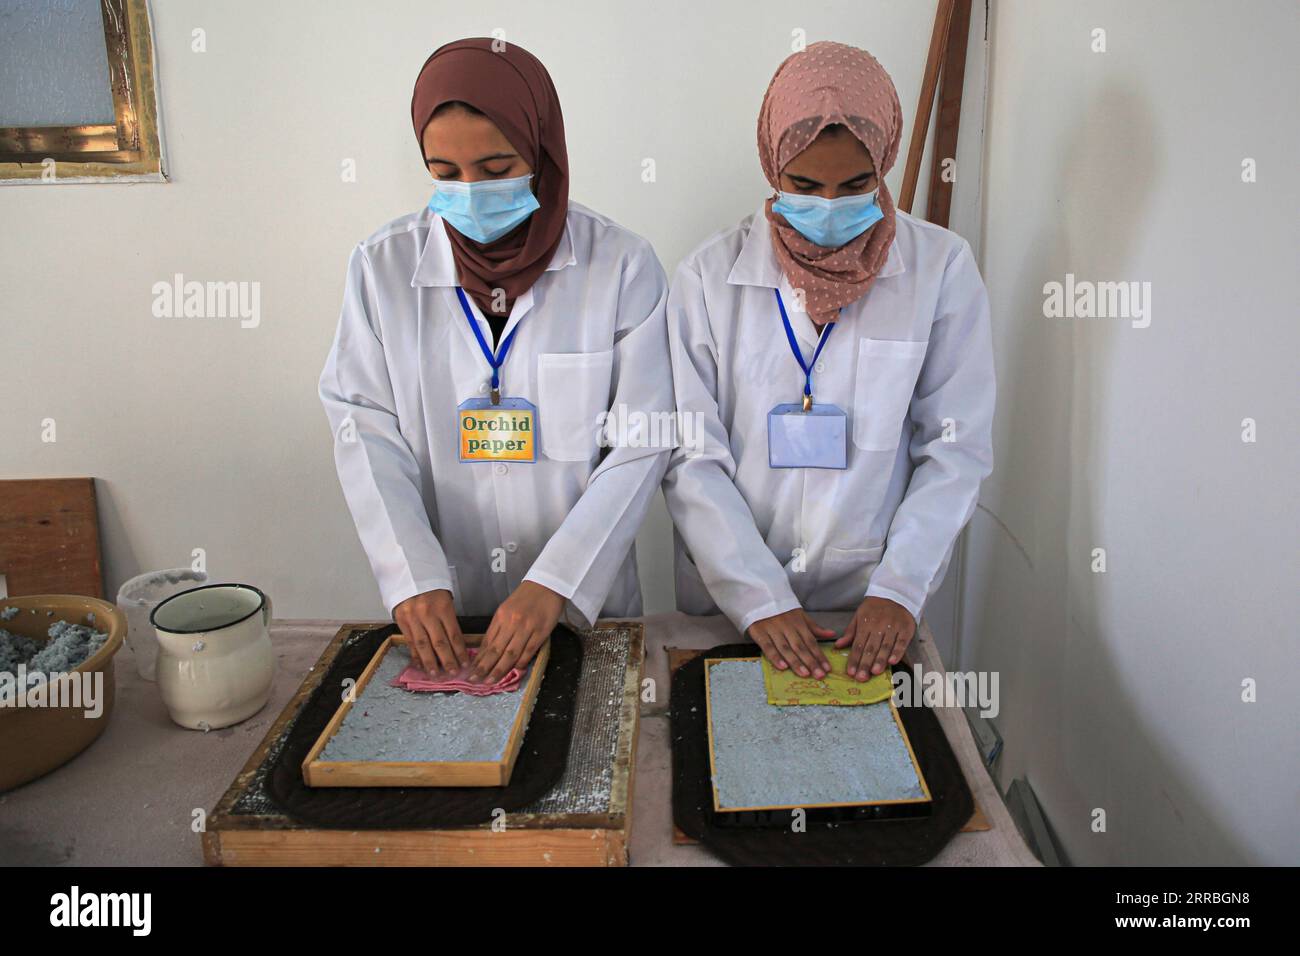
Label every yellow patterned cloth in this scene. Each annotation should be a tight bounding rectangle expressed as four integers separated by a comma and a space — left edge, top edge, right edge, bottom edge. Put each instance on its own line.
761, 645, 895, 706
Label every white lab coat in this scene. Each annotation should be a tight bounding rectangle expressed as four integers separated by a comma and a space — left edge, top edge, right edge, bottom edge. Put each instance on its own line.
320, 201, 673, 625
662, 205, 995, 635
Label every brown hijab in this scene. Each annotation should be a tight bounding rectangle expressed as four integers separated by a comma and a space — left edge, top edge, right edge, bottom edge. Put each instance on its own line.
757, 41, 903, 323
411, 38, 569, 317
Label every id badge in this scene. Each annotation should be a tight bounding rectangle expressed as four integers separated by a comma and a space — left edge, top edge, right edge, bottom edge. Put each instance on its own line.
458, 397, 538, 463
768, 402, 847, 469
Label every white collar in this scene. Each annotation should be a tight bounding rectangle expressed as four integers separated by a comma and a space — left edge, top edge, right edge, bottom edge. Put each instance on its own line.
410, 208, 577, 288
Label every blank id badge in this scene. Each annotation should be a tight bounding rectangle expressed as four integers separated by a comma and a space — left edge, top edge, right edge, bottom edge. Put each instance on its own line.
458, 397, 538, 463
768, 402, 847, 469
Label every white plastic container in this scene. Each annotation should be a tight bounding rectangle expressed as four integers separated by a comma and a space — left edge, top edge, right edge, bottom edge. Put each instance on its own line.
151, 583, 275, 731
116, 568, 209, 680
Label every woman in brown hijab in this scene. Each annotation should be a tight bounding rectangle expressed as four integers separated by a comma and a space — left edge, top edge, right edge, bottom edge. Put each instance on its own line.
320, 38, 675, 681
410, 38, 569, 328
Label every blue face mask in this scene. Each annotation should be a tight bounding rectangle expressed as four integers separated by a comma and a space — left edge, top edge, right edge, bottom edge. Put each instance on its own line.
771, 189, 883, 248
428, 174, 540, 244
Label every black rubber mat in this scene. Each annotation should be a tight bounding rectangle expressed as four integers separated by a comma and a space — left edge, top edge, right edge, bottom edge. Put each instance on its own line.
671, 643, 973, 865
267, 618, 581, 829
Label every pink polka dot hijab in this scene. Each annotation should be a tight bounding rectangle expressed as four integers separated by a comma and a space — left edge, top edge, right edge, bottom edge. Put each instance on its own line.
757, 41, 904, 322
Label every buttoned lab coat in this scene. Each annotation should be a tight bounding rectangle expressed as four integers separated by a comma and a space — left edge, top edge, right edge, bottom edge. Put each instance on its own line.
320, 202, 674, 624
662, 206, 995, 635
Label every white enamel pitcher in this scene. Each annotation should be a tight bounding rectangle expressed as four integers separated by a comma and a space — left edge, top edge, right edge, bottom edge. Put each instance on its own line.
151, 583, 275, 731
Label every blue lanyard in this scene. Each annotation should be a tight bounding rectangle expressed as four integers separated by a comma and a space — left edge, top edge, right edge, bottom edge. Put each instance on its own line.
774, 288, 835, 407
455, 287, 519, 403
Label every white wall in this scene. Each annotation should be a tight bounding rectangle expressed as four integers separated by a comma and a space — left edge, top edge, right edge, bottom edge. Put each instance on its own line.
969, 0, 1299, 864
4, 0, 1291, 868
0, 0, 986, 626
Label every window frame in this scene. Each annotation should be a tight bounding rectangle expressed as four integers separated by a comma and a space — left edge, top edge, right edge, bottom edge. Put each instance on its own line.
0, 0, 164, 180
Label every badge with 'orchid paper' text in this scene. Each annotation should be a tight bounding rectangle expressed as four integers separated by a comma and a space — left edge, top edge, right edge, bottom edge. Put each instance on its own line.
458, 397, 537, 463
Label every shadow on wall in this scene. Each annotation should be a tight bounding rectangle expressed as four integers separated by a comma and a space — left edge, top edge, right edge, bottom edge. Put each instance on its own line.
970, 79, 1249, 864
91, 479, 141, 601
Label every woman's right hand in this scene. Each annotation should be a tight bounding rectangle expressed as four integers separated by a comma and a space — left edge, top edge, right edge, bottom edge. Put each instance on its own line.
747, 608, 834, 678
393, 589, 467, 676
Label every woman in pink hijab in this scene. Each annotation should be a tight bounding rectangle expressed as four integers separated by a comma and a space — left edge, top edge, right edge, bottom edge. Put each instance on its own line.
663, 41, 996, 682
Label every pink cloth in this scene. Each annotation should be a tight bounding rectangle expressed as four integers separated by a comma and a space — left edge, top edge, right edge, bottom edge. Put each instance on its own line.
756, 40, 904, 322
389, 648, 522, 696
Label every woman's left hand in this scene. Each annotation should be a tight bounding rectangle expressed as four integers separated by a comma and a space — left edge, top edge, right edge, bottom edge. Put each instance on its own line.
836, 597, 916, 679
472, 581, 566, 682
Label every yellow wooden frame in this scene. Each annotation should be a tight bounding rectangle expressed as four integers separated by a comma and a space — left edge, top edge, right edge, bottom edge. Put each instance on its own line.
704, 656, 932, 813
301, 633, 550, 788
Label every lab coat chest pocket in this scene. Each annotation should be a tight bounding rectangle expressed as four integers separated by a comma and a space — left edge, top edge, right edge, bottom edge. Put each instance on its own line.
537, 349, 615, 461
852, 338, 930, 452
